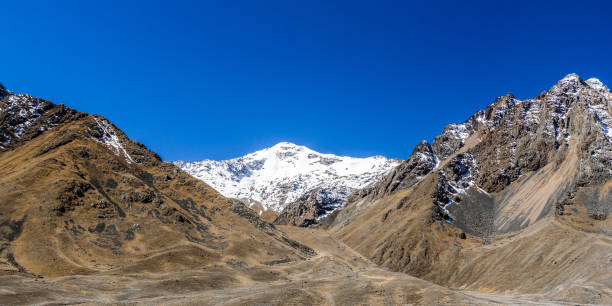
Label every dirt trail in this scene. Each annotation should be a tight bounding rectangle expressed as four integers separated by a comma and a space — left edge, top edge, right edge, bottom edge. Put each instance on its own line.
0, 225, 576, 305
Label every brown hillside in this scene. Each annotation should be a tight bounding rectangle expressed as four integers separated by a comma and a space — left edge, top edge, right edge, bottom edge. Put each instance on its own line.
0, 93, 313, 278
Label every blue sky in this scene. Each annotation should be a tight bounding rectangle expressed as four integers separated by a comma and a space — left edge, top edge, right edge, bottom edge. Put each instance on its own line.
2, 1, 612, 160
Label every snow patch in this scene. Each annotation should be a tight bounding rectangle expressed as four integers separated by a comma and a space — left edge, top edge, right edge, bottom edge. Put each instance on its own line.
0, 94, 47, 148
522, 99, 541, 126
436, 153, 479, 215
587, 104, 612, 140
549, 73, 582, 96
93, 117, 135, 164
446, 123, 471, 142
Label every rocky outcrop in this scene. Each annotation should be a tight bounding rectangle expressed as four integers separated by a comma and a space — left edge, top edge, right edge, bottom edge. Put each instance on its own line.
274, 187, 351, 227
349, 141, 437, 202
0, 93, 85, 151
429, 93, 520, 162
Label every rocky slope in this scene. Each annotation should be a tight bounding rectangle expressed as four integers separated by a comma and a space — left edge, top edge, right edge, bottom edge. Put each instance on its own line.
274, 187, 349, 226
335, 74, 612, 232
0, 84, 314, 278
327, 74, 612, 304
174, 142, 399, 218
276, 141, 437, 227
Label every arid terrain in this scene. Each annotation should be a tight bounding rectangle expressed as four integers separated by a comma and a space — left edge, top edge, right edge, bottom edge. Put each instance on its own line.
1, 75, 611, 305
1, 226, 594, 305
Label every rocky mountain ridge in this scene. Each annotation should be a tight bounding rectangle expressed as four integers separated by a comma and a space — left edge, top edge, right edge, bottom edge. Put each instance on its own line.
325, 74, 612, 303
336, 74, 611, 229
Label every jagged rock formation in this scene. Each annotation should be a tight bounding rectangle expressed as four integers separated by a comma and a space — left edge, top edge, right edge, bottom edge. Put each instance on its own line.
353, 140, 437, 200
0, 93, 84, 151
328, 74, 612, 304
0, 87, 314, 277
336, 73, 612, 233
274, 187, 350, 226
174, 142, 399, 217
323, 140, 438, 227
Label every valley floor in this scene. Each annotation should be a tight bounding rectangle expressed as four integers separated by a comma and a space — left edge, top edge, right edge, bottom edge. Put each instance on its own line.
0, 226, 589, 305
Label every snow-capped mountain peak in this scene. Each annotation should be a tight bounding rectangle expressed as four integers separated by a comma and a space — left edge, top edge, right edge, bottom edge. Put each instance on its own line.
586, 77, 612, 104
174, 142, 400, 212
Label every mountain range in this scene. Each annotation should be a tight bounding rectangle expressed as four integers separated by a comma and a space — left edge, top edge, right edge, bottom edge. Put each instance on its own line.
0, 74, 611, 304
174, 143, 399, 222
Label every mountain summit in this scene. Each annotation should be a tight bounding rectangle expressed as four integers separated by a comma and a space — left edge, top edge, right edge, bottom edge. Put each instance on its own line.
174, 142, 400, 215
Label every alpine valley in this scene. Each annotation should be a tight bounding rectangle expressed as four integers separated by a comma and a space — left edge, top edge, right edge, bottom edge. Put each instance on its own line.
1, 74, 611, 305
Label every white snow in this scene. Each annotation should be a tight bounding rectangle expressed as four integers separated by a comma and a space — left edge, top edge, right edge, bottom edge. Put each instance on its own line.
93, 117, 135, 163
522, 99, 541, 126
432, 150, 440, 168
174, 142, 400, 212
475, 111, 486, 124
477, 186, 489, 195
484, 96, 521, 128
448, 164, 476, 194
586, 77, 612, 109
446, 123, 471, 142
587, 104, 612, 139
10, 95, 44, 139
582, 77, 612, 140
586, 78, 612, 99
436, 153, 479, 216
549, 73, 582, 97
0, 94, 46, 149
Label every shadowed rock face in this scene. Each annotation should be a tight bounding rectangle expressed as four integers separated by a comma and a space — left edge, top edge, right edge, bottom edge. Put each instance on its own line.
277, 140, 438, 227
274, 187, 350, 227
350, 141, 437, 201
0, 83, 10, 98
371, 141, 438, 197
0, 94, 85, 151
0, 89, 314, 278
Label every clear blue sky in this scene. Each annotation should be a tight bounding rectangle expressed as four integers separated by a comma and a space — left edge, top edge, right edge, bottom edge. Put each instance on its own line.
2, 1, 611, 161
